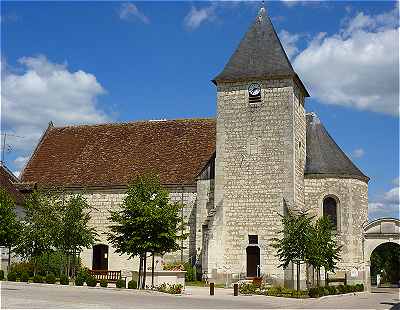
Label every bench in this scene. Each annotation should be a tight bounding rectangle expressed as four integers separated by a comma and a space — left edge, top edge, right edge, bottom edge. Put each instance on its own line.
326, 273, 347, 286
89, 270, 125, 283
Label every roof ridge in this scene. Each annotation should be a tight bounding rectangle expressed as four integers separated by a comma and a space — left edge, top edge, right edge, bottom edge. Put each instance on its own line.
52, 117, 216, 130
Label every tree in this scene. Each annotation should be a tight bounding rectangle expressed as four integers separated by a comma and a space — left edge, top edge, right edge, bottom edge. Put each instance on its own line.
108, 173, 186, 289
271, 209, 314, 291
308, 216, 341, 287
57, 194, 97, 277
0, 188, 22, 271
15, 190, 60, 275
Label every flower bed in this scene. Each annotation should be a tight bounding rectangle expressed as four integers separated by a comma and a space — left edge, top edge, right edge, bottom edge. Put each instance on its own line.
156, 283, 183, 294
239, 283, 364, 298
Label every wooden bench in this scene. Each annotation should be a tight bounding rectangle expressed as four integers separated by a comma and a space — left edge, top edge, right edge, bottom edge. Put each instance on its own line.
89, 270, 124, 283
326, 273, 347, 286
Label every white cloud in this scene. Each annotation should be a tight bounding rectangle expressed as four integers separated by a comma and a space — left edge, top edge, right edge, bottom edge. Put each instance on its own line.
369, 185, 400, 219
368, 202, 399, 219
118, 3, 149, 24
383, 187, 400, 205
183, 5, 217, 30
279, 30, 302, 59
13, 156, 29, 169
352, 148, 365, 158
293, 7, 399, 116
1, 55, 110, 156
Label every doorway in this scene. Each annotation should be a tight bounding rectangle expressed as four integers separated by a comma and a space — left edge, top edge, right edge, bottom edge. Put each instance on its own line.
246, 246, 260, 277
92, 244, 109, 270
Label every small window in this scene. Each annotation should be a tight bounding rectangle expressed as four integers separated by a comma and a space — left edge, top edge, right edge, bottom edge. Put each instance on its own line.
249, 235, 258, 244
323, 197, 337, 229
299, 141, 302, 148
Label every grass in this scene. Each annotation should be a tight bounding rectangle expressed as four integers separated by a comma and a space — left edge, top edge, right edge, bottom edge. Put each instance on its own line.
185, 281, 226, 288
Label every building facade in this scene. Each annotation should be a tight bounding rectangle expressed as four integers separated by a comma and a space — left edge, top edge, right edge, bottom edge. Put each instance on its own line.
19, 8, 369, 288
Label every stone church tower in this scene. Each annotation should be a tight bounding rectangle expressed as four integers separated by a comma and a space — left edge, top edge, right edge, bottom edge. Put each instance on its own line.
19, 6, 369, 289
206, 7, 310, 285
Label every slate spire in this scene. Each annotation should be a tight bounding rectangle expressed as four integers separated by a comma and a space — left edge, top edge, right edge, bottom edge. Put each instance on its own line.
213, 7, 309, 96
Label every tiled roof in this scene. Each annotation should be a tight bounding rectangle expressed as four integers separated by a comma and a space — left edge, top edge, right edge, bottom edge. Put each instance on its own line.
213, 8, 309, 96
305, 113, 369, 181
21, 114, 368, 188
0, 164, 24, 204
21, 119, 216, 187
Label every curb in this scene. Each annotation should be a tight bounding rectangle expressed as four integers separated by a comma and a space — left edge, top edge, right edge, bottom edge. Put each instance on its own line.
318, 291, 368, 300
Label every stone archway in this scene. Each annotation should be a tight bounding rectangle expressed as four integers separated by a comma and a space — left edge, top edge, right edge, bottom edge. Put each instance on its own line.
363, 218, 400, 291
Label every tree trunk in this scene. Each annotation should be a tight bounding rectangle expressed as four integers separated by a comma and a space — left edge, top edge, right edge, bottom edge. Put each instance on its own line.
306, 263, 310, 289
138, 254, 143, 289
296, 262, 301, 291
151, 252, 155, 288
317, 267, 320, 287
67, 253, 71, 277
7, 246, 11, 272
142, 252, 147, 289
325, 270, 329, 287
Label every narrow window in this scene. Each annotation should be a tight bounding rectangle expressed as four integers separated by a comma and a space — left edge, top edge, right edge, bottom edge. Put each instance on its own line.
323, 197, 337, 229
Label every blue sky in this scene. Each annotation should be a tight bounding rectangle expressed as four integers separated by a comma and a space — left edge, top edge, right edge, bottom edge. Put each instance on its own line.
1, 1, 398, 219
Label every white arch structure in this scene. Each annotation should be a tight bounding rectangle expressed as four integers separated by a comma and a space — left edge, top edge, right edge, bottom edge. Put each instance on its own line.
363, 218, 400, 291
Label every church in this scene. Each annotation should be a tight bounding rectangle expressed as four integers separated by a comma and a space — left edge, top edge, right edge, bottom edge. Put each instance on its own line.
19, 8, 369, 288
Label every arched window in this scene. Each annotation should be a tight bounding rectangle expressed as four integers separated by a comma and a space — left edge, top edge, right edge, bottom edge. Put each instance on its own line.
323, 197, 337, 229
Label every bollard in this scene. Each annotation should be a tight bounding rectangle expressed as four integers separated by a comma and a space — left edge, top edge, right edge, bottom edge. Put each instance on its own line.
234, 283, 238, 296
210, 282, 214, 295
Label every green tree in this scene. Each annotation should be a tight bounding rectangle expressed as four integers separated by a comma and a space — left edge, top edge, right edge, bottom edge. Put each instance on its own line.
271, 209, 314, 291
0, 188, 22, 271
371, 243, 400, 284
15, 190, 60, 275
57, 194, 97, 277
108, 173, 186, 289
308, 216, 341, 287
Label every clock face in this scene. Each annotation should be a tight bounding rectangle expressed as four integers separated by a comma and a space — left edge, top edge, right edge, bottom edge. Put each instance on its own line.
248, 83, 261, 96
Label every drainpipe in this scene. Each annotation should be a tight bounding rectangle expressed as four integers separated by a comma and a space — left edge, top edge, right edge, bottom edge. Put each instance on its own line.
181, 185, 184, 263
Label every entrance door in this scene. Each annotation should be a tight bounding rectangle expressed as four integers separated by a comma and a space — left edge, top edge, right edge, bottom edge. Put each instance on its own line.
246, 246, 260, 277
92, 244, 108, 270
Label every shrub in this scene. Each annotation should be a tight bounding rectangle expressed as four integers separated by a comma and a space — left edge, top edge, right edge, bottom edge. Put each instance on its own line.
33, 275, 43, 283
291, 290, 308, 298
100, 279, 108, 288
116, 279, 126, 288
86, 276, 97, 287
184, 262, 196, 282
60, 275, 69, 285
326, 285, 337, 295
10, 262, 34, 278
308, 287, 320, 298
337, 284, 346, 294
45, 273, 56, 284
20, 272, 30, 282
0, 270, 4, 280
355, 283, 364, 292
239, 282, 257, 295
76, 267, 90, 282
7, 272, 17, 282
128, 280, 137, 289
75, 274, 85, 286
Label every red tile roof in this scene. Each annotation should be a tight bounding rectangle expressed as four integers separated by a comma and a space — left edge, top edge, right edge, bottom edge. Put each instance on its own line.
0, 164, 24, 204
21, 119, 216, 187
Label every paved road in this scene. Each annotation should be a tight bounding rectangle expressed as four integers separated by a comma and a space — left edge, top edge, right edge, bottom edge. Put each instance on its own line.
1, 281, 399, 309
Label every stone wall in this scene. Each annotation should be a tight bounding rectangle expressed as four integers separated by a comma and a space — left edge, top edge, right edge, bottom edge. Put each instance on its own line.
78, 185, 198, 275
304, 176, 369, 273
210, 78, 305, 283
